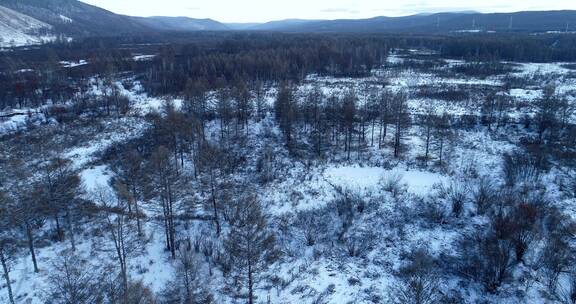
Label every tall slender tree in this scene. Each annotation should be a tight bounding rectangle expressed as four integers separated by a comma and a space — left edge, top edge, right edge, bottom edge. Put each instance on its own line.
225, 197, 276, 304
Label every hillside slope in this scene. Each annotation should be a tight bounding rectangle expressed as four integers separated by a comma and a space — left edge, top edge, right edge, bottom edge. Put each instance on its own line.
0, 0, 149, 37
251, 11, 576, 33
0, 5, 54, 47
132, 16, 228, 31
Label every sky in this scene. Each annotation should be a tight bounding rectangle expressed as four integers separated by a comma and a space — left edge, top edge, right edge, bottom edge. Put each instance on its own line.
80, 0, 576, 23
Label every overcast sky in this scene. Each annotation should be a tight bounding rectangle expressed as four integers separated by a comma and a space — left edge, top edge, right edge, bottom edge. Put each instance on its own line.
80, 0, 576, 23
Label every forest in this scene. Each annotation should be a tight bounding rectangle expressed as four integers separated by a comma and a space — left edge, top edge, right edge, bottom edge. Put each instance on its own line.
1, 31, 576, 303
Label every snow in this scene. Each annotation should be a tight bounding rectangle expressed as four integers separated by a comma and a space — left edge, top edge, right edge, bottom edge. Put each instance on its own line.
60, 60, 88, 68
64, 145, 103, 169
0, 221, 175, 304
80, 165, 111, 193
514, 62, 571, 76
58, 14, 72, 23
0, 110, 51, 135
510, 88, 542, 101
133, 54, 156, 61
324, 166, 447, 195
0, 112, 28, 133
0, 6, 56, 47
114, 80, 180, 115
4, 49, 576, 304
454, 29, 482, 33
324, 166, 386, 191
131, 231, 176, 293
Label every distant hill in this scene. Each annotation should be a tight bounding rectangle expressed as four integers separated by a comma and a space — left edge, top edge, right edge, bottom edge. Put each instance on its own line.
225, 23, 260, 30
0, 0, 229, 46
0, 5, 54, 47
0, 0, 148, 37
132, 16, 229, 31
241, 19, 319, 31
247, 11, 576, 33
1, 1, 575, 48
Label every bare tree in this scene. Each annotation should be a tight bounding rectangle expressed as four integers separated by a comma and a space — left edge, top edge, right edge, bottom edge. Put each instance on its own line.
307, 85, 325, 157
481, 92, 496, 130
0, 191, 16, 304
473, 177, 498, 215
253, 80, 267, 121
274, 84, 297, 148
459, 215, 515, 293
47, 252, 97, 304
539, 232, 575, 292
5, 158, 41, 273
378, 91, 392, 149
535, 85, 561, 143
95, 187, 141, 303
393, 248, 440, 304
39, 157, 83, 251
225, 197, 277, 304
116, 151, 147, 236
433, 112, 452, 165
420, 101, 437, 162
184, 79, 209, 140
342, 90, 357, 160
233, 78, 252, 136
169, 244, 213, 304
148, 146, 181, 259
216, 88, 233, 142
391, 93, 410, 158
199, 143, 225, 237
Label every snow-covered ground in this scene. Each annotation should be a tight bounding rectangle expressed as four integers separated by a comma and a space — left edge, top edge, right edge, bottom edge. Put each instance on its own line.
2, 52, 576, 304
325, 166, 447, 195
60, 60, 88, 68
0, 5, 56, 47
133, 54, 156, 61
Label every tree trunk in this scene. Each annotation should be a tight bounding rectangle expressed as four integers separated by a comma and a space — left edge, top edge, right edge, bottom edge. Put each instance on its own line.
132, 184, 142, 236
167, 184, 176, 259
55, 214, 64, 242
394, 124, 401, 158
65, 209, 76, 251
248, 263, 254, 304
110, 214, 129, 304
425, 126, 431, 161
210, 171, 221, 237
134, 200, 142, 237
316, 123, 322, 157
184, 268, 192, 303
0, 247, 15, 304
220, 118, 225, 141
357, 127, 362, 160
439, 138, 444, 165
371, 120, 375, 147
162, 199, 171, 252
25, 222, 39, 273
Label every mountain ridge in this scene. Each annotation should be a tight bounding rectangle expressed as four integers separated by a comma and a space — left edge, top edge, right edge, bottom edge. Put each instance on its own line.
251, 10, 576, 33
1, 0, 575, 49
132, 16, 229, 31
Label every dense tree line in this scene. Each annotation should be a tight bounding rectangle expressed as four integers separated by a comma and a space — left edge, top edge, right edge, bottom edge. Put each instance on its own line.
3, 32, 576, 110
